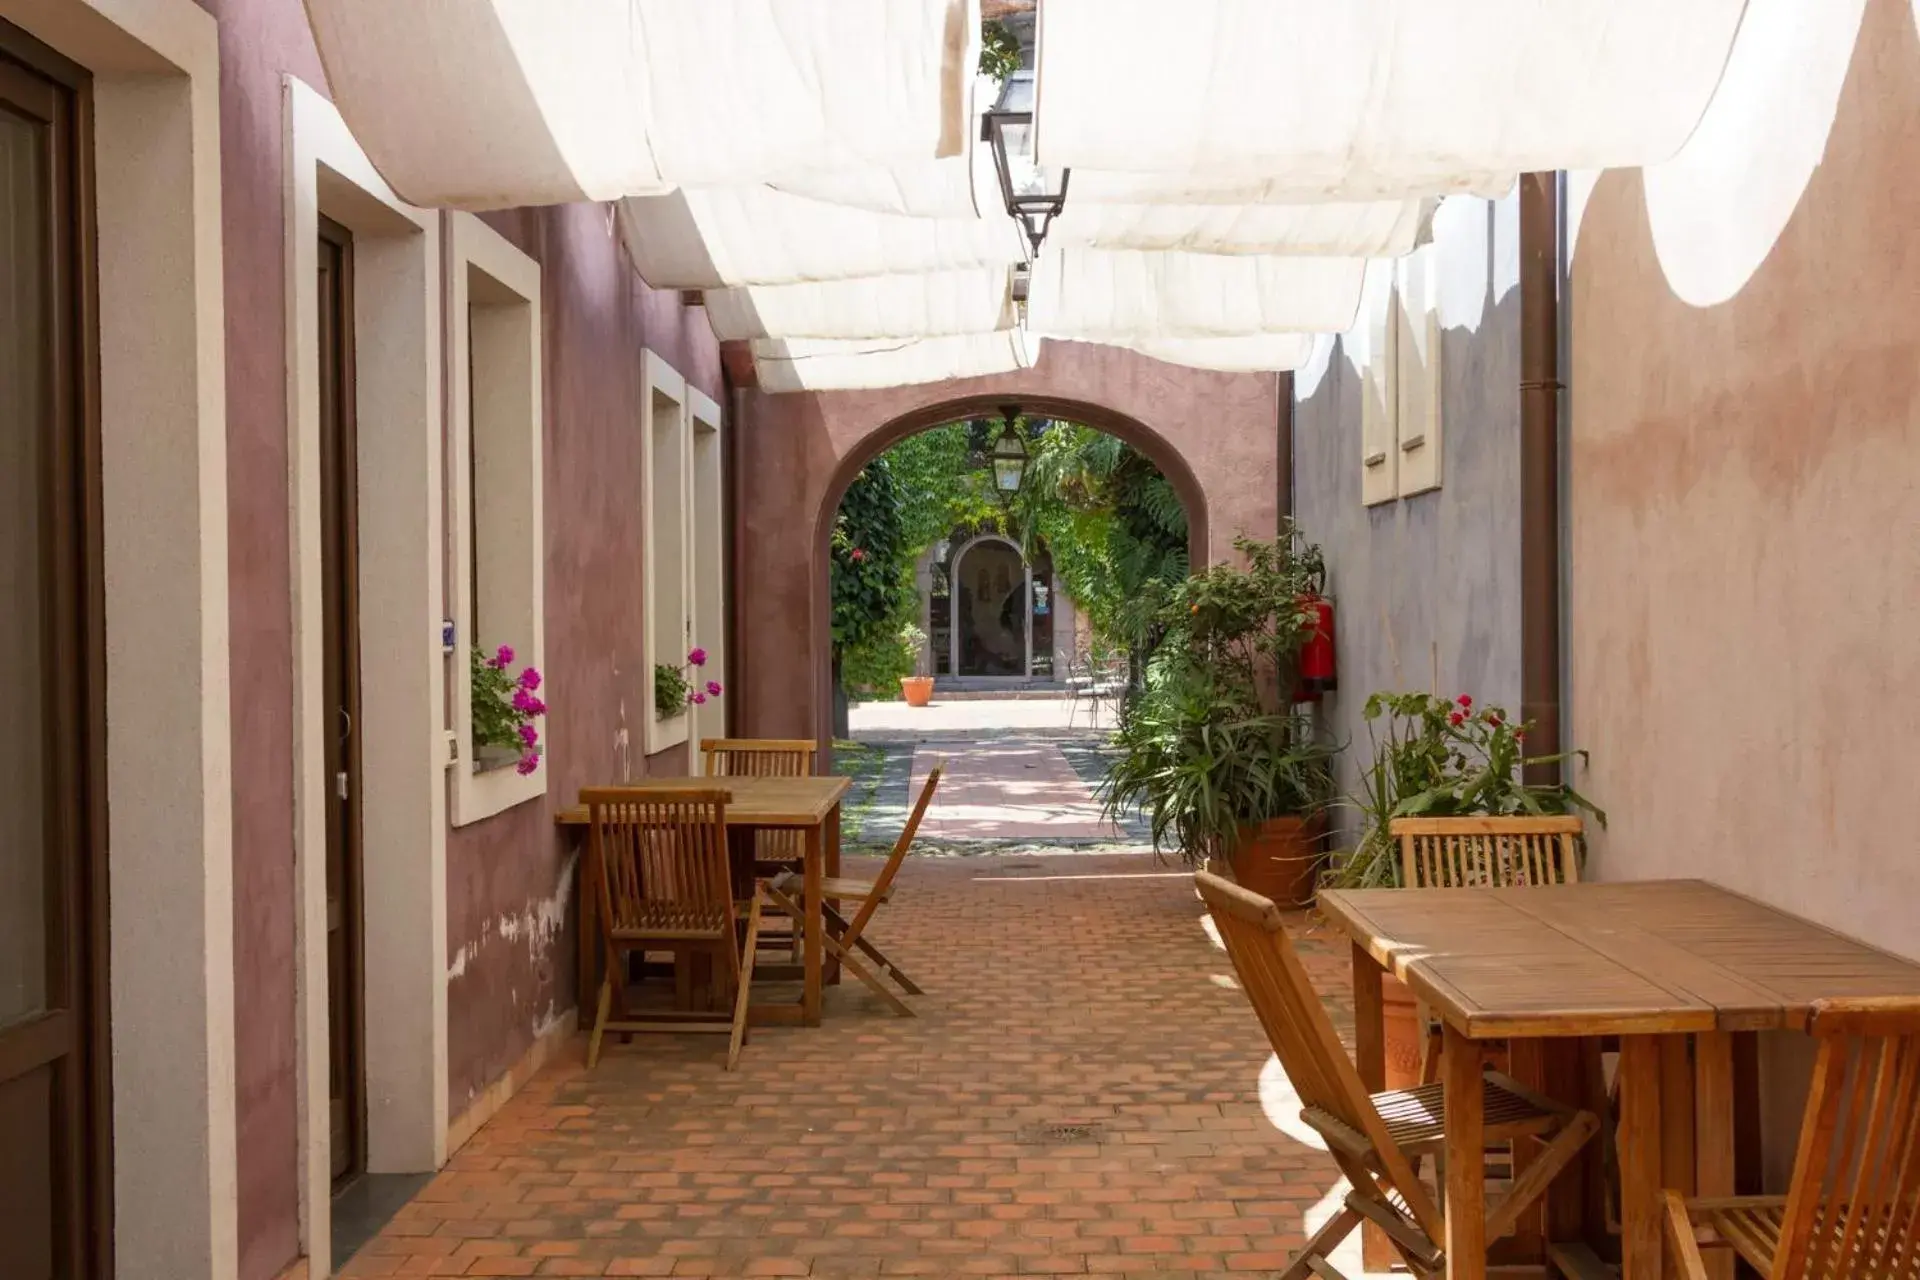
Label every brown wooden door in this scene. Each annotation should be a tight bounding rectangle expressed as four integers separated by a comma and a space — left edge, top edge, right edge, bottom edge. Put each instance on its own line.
0, 23, 108, 1280
318, 216, 366, 1187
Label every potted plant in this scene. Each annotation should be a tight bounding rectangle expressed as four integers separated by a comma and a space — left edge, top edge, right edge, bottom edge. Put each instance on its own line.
471, 643, 546, 776
1323, 690, 1606, 1083
897, 622, 935, 707
655, 645, 722, 721
1101, 528, 1336, 905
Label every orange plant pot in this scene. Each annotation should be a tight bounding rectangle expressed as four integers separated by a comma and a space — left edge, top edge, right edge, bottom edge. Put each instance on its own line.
1227, 813, 1328, 909
1381, 974, 1425, 1089
899, 676, 935, 708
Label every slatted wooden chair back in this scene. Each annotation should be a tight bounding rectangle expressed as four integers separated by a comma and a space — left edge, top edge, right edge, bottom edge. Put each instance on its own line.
583, 787, 734, 941
1769, 999, 1920, 1280
702, 738, 815, 869
1194, 869, 1443, 1244
701, 738, 818, 779
839, 761, 942, 951
1392, 815, 1583, 889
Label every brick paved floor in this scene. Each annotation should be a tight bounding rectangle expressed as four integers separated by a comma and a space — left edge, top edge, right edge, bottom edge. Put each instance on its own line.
909, 742, 1121, 841
342, 853, 1375, 1279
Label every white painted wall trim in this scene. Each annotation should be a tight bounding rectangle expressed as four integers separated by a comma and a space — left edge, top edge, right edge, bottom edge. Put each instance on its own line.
0, 0, 237, 1274
688, 386, 725, 758
283, 77, 447, 1279
448, 211, 546, 824
641, 349, 691, 755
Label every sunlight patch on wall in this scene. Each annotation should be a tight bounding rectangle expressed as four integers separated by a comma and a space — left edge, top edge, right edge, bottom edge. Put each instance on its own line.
1643, 0, 1868, 307
1432, 197, 1491, 333
1564, 169, 1603, 266
1294, 332, 1338, 401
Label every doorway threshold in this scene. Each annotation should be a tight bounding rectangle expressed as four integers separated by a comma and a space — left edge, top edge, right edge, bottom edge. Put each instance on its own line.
332, 1171, 433, 1270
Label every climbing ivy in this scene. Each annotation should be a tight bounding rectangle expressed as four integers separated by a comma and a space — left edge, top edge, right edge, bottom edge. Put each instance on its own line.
831, 458, 909, 653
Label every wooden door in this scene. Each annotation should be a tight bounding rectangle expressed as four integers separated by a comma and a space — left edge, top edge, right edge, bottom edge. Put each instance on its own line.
0, 23, 108, 1280
317, 216, 366, 1187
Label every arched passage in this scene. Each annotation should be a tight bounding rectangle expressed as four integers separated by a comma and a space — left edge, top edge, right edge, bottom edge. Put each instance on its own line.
730, 339, 1285, 751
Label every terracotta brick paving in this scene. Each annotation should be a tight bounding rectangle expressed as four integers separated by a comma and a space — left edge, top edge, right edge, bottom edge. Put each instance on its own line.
342, 853, 1370, 1279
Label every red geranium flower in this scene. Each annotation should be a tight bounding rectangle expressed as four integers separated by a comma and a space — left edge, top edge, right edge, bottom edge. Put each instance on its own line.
1456, 694, 1473, 709
1448, 710, 1466, 727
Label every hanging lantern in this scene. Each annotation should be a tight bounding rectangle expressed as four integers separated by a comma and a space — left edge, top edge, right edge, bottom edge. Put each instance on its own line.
990, 404, 1028, 492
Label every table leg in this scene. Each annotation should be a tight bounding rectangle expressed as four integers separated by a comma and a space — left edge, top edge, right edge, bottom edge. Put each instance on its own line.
1694, 1032, 1736, 1280
1351, 945, 1395, 1272
825, 804, 842, 986
803, 820, 823, 1026
1618, 1036, 1667, 1280
1443, 1023, 1487, 1280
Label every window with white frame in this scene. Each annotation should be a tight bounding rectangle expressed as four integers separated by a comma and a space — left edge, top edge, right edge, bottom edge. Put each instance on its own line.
688, 388, 726, 752
1358, 246, 1445, 504
642, 351, 692, 755
449, 212, 545, 824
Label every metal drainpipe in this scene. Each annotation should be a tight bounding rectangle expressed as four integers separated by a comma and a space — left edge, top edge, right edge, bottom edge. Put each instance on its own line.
1275, 371, 1295, 525
1519, 172, 1563, 785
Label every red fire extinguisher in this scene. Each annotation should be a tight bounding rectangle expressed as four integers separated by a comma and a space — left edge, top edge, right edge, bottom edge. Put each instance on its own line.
1295, 593, 1337, 701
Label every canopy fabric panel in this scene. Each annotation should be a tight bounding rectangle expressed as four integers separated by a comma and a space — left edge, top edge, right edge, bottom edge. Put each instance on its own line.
763, 75, 1000, 218
306, 0, 977, 210
1051, 199, 1431, 256
704, 268, 1015, 342
1067, 169, 1514, 207
1036, 0, 1747, 189
1028, 249, 1367, 339
618, 187, 1026, 289
752, 331, 1041, 393
1094, 333, 1314, 373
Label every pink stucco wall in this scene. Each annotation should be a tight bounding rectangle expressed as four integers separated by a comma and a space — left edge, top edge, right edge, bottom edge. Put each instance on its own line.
192, 1, 723, 1273
731, 340, 1284, 745
1568, 2, 1920, 957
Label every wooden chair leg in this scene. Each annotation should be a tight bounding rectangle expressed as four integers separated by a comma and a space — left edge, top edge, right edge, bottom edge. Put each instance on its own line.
586, 977, 613, 1069
823, 930, 913, 1017
825, 902, 923, 996
1278, 1205, 1362, 1280
727, 900, 762, 1071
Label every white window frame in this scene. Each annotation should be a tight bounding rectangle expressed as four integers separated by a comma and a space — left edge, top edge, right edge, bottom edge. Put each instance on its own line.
448, 212, 546, 824
641, 350, 693, 755
688, 386, 726, 755
1395, 244, 1445, 497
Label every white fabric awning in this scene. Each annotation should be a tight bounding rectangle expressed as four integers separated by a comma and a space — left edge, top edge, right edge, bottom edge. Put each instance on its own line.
1052, 199, 1431, 257
1093, 333, 1314, 374
618, 187, 1026, 289
753, 331, 1042, 393
704, 268, 1015, 342
1066, 169, 1514, 207
306, 0, 978, 209
1028, 249, 1367, 339
1037, 0, 1746, 189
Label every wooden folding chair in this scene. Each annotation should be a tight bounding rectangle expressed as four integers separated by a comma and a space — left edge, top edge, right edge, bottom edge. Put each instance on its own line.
702, 737, 818, 877
1394, 816, 1585, 1086
583, 787, 763, 1071
1665, 998, 1920, 1280
762, 760, 943, 1018
1196, 869, 1598, 1279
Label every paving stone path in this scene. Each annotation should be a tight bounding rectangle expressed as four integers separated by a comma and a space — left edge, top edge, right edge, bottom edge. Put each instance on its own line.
340, 853, 1377, 1279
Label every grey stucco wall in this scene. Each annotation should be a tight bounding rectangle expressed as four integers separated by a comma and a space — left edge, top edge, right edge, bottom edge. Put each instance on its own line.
1292, 193, 1524, 847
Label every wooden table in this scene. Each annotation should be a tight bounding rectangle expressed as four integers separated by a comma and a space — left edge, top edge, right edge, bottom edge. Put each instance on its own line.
556, 775, 851, 1026
1319, 879, 1920, 1280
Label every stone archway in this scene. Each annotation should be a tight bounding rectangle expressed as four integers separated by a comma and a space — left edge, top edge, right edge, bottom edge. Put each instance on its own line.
730, 339, 1287, 751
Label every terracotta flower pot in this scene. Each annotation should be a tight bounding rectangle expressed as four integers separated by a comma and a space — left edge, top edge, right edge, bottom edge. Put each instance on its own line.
1381, 974, 1426, 1089
899, 675, 935, 707
1227, 813, 1328, 909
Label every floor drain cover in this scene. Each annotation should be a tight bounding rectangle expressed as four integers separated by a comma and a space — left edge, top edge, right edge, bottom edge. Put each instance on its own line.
1021, 1122, 1104, 1144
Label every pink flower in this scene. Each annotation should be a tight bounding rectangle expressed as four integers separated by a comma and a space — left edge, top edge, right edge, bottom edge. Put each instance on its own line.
491, 644, 515, 669
515, 753, 539, 776
1514, 729, 1527, 743
511, 688, 540, 714
687, 647, 707, 667
849, 547, 867, 562
1486, 713, 1503, 728
518, 666, 541, 692
1456, 694, 1472, 709
517, 723, 539, 748
691, 691, 708, 705
1448, 710, 1466, 727
705, 681, 722, 697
